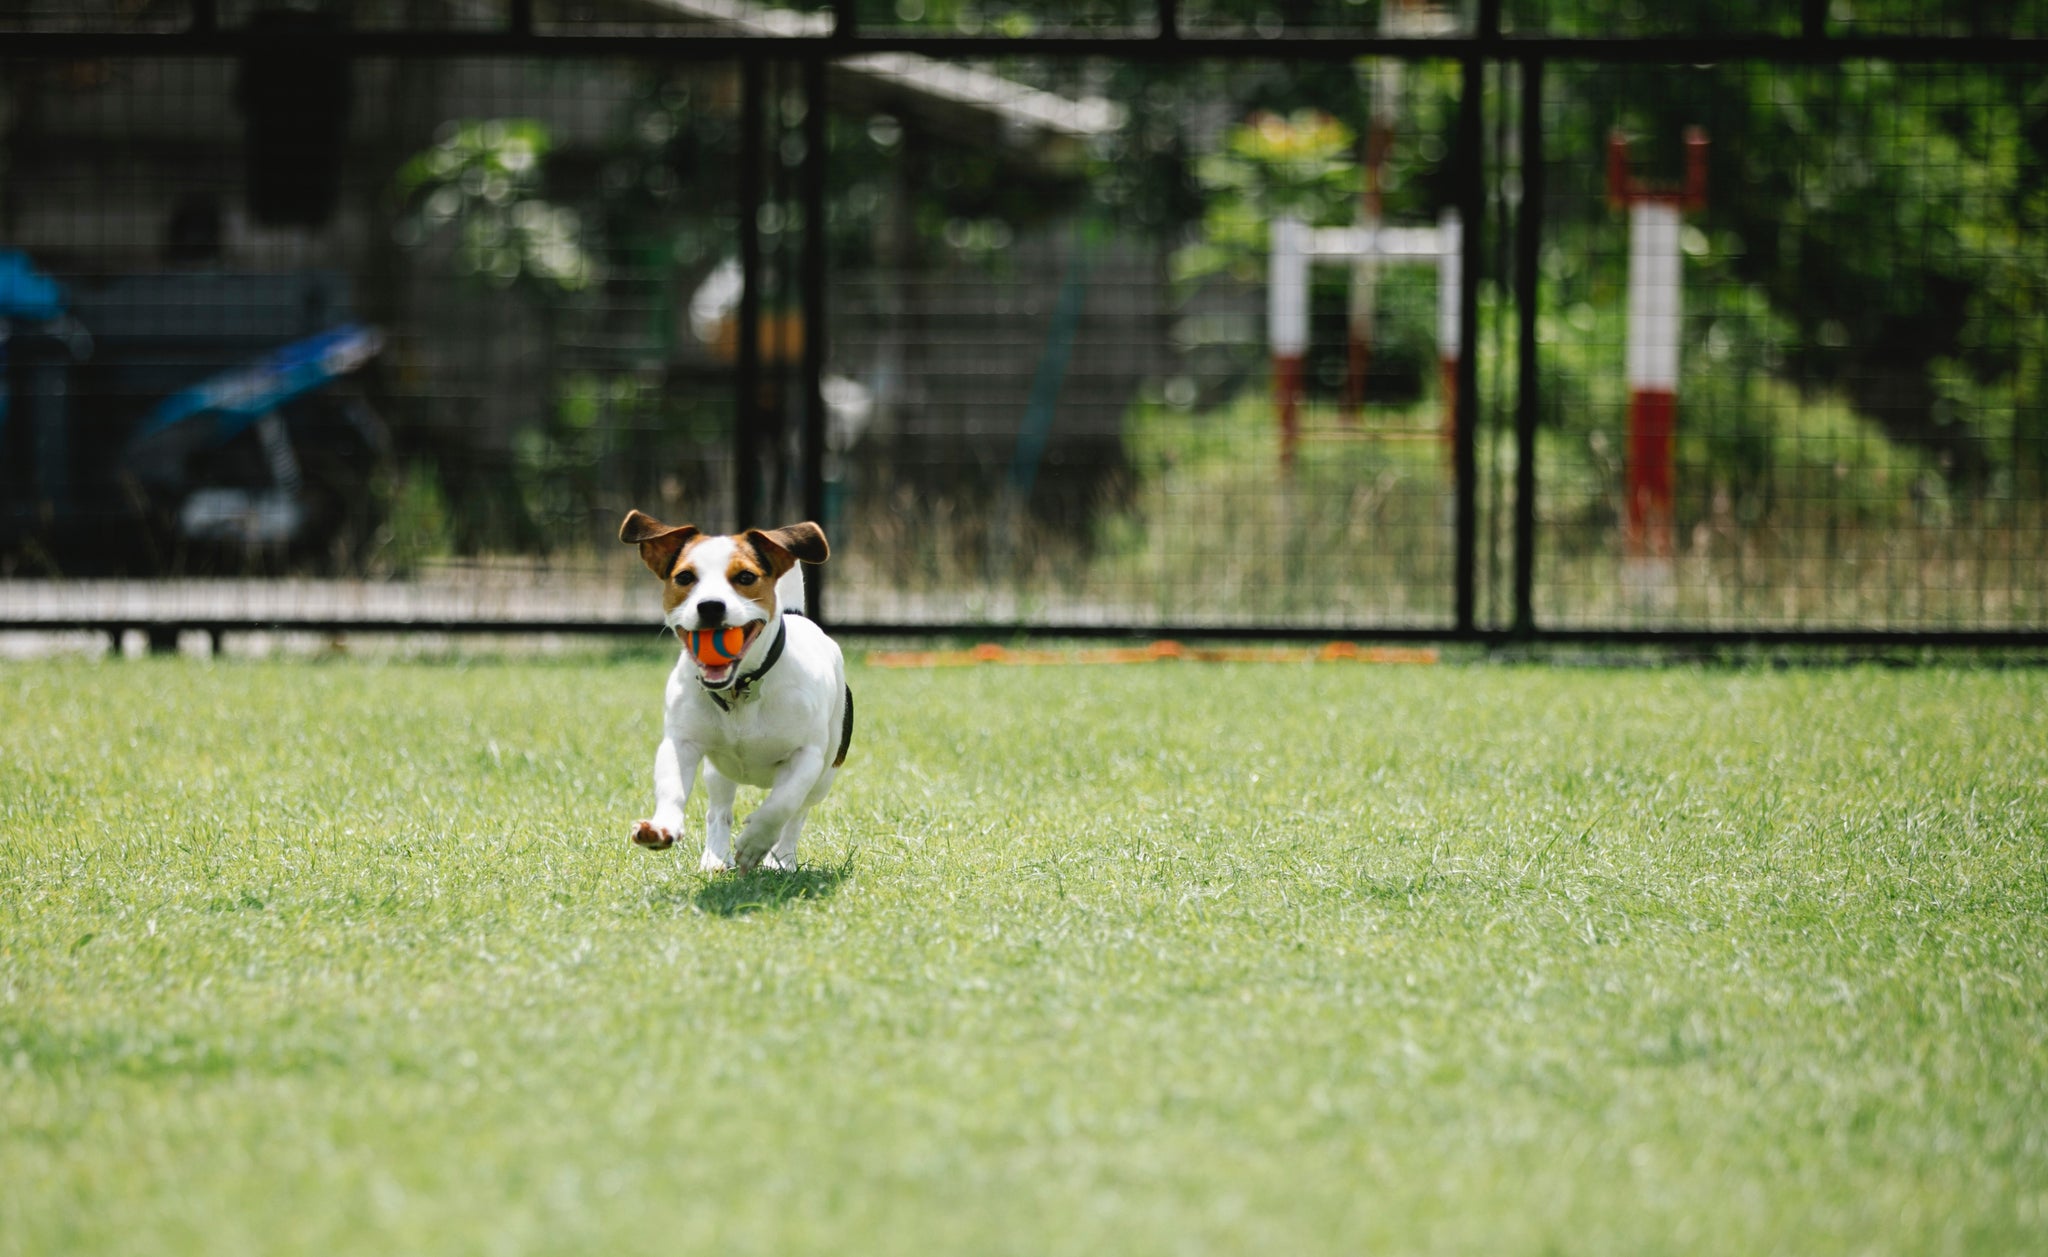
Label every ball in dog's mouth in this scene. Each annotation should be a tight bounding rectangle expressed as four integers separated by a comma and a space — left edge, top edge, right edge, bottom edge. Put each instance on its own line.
684, 621, 764, 688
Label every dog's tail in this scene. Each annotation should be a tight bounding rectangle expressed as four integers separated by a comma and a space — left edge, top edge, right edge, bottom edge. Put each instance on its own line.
778, 561, 808, 617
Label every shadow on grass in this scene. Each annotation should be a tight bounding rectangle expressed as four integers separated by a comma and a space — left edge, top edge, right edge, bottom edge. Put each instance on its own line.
676, 849, 857, 918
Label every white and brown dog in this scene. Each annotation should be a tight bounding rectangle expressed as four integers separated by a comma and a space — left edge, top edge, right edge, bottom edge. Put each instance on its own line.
620, 509, 852, 873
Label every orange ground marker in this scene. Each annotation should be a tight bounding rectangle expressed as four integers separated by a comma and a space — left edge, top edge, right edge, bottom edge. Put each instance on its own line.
866, 641, 1439, 669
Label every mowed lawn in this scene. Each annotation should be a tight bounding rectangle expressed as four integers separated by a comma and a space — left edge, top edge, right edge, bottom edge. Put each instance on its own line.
2, 653, 2045, 1256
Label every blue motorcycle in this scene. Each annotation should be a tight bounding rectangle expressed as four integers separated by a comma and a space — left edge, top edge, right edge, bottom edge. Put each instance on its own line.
1, 252, 390, 574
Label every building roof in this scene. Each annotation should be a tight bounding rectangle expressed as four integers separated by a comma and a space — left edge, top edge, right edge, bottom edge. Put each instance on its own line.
633, 0, 1124, 158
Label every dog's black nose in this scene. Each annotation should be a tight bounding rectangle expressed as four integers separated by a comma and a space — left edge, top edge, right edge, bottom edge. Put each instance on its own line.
696, 599, 727, 625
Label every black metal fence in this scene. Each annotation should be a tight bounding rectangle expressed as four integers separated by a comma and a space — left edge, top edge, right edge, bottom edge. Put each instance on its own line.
2, 2, 2044, 648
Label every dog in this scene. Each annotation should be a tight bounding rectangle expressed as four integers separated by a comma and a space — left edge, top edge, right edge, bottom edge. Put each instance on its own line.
619, 509, 852, 874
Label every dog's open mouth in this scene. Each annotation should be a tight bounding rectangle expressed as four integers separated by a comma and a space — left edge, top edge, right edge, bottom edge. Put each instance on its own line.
684, 619, 765, 689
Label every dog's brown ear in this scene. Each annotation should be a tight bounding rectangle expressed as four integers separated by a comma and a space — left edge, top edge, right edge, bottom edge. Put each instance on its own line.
743, 522, 826, 579
751, 521, 829, 567
743, 529, 797, 579
620, 509, 699, 578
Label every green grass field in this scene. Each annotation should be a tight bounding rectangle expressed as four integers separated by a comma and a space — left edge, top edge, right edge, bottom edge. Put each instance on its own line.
3, 653, 2045, 1255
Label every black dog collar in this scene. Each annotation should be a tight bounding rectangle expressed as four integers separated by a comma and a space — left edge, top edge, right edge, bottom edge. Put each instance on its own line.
705, 614, 786, 711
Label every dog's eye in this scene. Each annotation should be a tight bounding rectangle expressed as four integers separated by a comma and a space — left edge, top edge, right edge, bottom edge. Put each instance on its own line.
733, 571, 758, 587
673, 570, 696, 586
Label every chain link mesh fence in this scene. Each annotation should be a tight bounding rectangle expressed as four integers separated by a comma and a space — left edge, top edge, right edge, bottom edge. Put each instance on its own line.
1, 2, 2043, 645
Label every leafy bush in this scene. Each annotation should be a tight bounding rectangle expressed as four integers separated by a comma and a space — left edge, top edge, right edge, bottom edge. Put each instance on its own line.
394, 120, 598, 293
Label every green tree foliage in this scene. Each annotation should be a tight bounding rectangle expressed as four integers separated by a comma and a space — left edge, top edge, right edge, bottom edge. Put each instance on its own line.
1175, 110, 1361, 284
391, 36, 2047, 510
393, 120, 596, 293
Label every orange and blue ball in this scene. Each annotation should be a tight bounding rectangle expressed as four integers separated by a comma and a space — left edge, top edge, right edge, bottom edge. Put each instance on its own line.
687, 626, 748, 665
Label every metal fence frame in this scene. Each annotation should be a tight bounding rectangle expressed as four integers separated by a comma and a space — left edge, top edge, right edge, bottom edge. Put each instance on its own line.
8, 1, 2048, 650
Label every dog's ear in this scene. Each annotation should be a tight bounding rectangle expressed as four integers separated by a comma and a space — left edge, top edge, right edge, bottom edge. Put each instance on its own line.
620, 509, 699, 578
748, 521, 829, 572
744, 522, 827, 579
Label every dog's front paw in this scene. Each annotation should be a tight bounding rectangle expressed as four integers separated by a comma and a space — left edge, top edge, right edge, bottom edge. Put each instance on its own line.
630, 820, 677, 851
756, 851, 798, 873
698, 849, 732, 873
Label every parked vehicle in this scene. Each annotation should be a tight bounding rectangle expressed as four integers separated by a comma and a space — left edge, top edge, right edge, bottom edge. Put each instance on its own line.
0, 255, 389, 574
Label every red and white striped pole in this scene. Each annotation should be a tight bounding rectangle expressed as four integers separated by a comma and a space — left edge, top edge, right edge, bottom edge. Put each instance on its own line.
1437, 208, 1462, 457
1608, 127, 1707, 569
1270, 215, 1309, 473
1272, 213, 1456, 473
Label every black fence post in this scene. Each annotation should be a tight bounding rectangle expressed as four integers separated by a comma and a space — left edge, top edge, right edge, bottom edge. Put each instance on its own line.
736, 56, 765, 533
800, 54, 829, 623
1801, 0, 1828, 42
1513, 56, 1543, 637
1454, 49, 1485, 635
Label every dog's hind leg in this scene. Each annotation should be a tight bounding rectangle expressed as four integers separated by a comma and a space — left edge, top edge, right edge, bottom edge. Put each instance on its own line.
732, 747, 825, 873
762, 811, 805, 872
700, 762, 738, 873
762, 762, 835, 871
